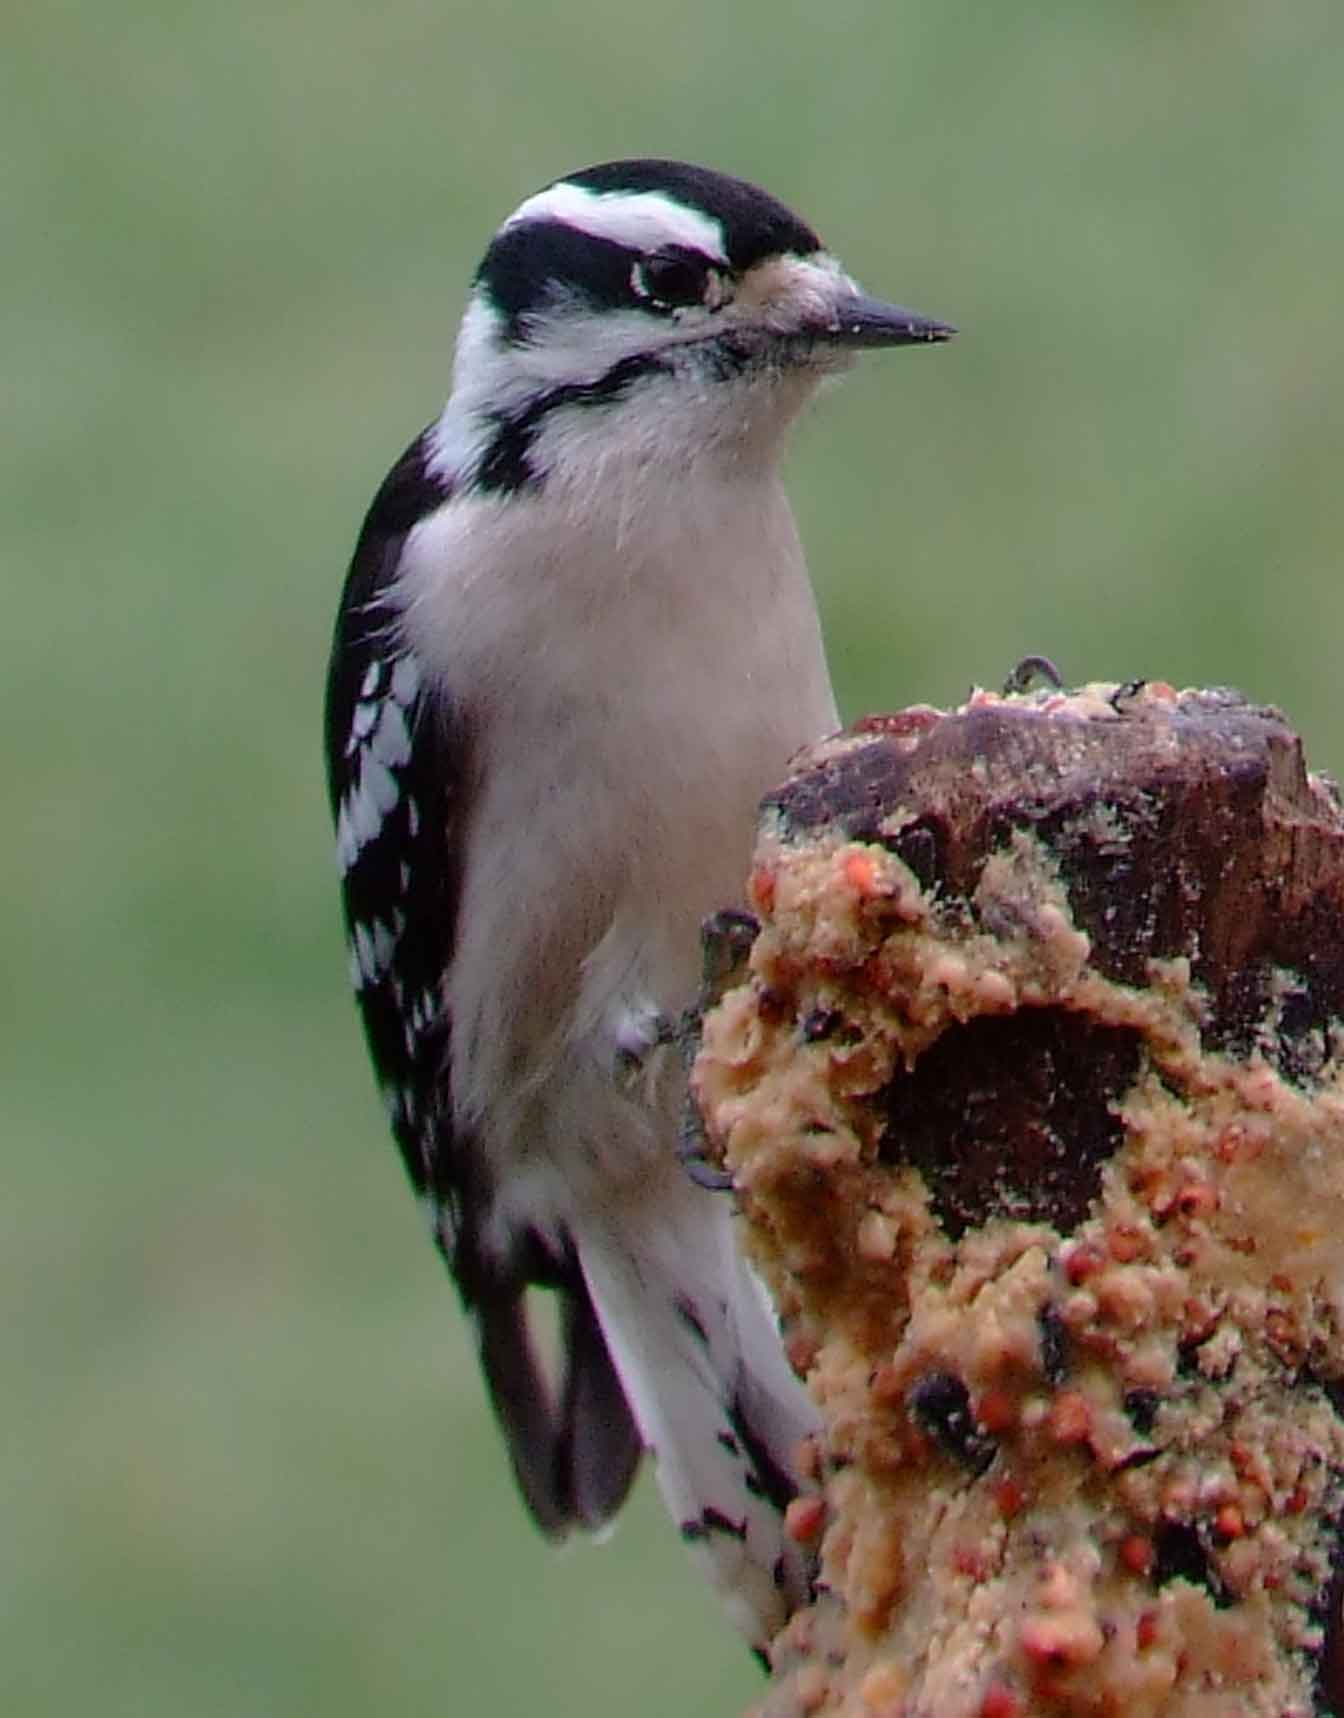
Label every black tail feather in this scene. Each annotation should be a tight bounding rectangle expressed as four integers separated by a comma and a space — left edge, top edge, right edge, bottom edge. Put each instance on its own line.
476, 1273, 642, 1537
558, 1279, 643, 1527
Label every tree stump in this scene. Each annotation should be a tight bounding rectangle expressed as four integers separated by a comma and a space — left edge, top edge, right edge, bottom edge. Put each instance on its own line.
694, 682, 1344, 1718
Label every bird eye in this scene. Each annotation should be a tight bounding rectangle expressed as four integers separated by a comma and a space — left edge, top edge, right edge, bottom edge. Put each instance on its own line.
633, 250, 714, 311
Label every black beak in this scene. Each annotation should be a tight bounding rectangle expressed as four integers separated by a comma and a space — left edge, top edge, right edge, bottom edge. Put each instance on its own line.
816, 294, 955, 349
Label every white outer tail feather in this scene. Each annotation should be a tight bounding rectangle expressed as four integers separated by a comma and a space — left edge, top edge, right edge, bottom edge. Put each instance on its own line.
574, 1179, 819, 1644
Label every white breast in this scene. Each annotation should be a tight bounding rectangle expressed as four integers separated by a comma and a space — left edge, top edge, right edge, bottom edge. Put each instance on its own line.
395, 460, 837, 1205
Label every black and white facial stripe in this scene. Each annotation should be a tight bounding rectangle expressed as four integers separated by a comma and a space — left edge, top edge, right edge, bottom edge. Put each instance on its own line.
422, 161, 872, 498
562, 158, 822, 262
473, 351, 672, 495
476, 159, 822, 343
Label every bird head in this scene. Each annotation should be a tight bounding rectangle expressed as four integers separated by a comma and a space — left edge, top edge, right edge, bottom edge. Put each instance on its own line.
433, 158, 953, 493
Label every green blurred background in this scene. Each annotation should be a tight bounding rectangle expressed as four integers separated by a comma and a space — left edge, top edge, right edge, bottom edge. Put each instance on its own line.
7, 1, 1343, 1712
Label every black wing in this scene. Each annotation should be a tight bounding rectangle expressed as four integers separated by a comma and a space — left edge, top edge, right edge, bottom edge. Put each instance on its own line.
324, 431, 464, 1219
324, 430, 641, 1533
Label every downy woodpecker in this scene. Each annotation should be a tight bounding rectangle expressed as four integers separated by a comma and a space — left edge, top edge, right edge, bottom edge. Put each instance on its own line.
325, 158, 952, 1647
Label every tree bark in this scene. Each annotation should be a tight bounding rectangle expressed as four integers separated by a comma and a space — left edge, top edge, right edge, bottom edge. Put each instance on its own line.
695, 682, 1344, 1718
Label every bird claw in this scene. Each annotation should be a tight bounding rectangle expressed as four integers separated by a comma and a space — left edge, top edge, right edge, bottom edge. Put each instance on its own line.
664, 908, 761, 1188
699, 908, 760, 992
677, 1105, 735, 1192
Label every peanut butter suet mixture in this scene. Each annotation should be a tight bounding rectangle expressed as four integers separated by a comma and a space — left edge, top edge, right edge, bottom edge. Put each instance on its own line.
696, 684, 1344, 1718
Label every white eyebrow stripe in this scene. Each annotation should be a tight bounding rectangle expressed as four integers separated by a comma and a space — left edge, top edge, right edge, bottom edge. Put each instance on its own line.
503, 182, 729, 264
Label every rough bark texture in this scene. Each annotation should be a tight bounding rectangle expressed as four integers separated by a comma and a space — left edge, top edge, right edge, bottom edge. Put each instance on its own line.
694, 682, 1344, 1718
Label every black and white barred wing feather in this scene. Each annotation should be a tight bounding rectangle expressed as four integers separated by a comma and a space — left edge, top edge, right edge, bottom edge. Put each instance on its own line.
325, 433, 460, 1204
324, 431, 641, 1535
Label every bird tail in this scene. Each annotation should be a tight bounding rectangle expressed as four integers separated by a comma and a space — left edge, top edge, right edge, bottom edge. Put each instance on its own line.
475, 1264, 643, 1536
574, 1182, 819, 1648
